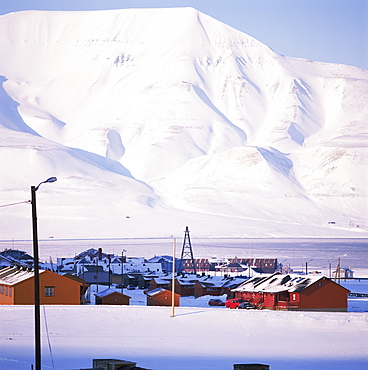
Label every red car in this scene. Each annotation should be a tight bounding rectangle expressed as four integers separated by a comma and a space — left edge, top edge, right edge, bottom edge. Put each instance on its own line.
225, 298, 247, 309
208, 299, 225, 306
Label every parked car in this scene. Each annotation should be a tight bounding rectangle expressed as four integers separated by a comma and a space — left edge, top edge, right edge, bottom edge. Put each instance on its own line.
238, 301, 256, 309
208, 298, 225, 306
127, 285, 136, 290
225, 298, 247, 309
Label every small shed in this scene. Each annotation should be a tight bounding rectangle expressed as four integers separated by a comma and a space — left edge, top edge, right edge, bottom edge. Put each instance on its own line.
145, 288, 180, 307
94, 288, 131, 305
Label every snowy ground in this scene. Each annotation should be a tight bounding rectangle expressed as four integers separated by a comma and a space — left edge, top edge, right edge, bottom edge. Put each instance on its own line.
1, 281, 367, 370
0, 304, 367, 370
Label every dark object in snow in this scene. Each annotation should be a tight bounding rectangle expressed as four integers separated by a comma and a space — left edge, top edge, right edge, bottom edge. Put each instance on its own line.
280, 275, 292, 285
234, 364, 270, 370
89, 358, 152, 369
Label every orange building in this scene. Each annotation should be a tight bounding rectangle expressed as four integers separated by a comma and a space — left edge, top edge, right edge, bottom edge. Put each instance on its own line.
145, 288, 180, 307
0, 266, 83, 305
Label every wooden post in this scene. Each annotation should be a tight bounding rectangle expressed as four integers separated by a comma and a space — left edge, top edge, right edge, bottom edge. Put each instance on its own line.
171, 238, 176, 318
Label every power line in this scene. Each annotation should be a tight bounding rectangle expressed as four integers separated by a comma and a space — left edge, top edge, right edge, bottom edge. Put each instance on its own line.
43, 306, 55, 369
0, 200, 31, 208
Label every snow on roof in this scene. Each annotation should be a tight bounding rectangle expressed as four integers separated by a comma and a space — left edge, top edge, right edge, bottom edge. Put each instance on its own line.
148, 255, 173, 263
0, 255, 13, 263
0, 266, 46, 285
145, 287, 167, 297
233, 273, 328, 294
94, 288, 130, 298
154, 277, 171, 285
222, 277, 248, 289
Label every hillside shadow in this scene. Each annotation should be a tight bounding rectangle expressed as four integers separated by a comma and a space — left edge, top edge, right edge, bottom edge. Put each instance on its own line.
71, 148, 134, 178
0, 75, 39, 136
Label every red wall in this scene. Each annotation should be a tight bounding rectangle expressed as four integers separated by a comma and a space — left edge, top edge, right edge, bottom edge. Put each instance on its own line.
299, 278, 348, 311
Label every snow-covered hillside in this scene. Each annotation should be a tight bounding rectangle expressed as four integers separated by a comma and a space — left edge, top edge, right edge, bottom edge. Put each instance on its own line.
0, 8, 367, 239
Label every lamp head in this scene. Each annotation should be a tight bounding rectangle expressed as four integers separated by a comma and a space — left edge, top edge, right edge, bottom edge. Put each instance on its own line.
35, 177, 57, 191
45, 177, 57, 184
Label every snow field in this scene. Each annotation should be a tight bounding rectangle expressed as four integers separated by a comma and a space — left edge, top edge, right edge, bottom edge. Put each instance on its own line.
0, 304, 367, 370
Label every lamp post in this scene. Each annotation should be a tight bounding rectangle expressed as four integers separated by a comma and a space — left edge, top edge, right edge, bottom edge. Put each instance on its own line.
121, 249, 126, 294
31, 177, 57, 370
335, 254, 347, 285
305, 259, 313, 275
171, 238, 176, 318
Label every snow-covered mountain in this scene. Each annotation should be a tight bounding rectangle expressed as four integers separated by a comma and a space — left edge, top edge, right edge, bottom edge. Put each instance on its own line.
0, 8, 367, 240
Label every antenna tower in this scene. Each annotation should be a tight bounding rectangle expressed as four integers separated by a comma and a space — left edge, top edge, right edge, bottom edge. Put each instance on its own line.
179, 226, 197, 274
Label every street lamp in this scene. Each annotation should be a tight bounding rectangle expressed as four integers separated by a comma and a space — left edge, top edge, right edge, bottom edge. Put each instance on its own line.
305, 259, 313, 275
31, 177, 57, 370
121, 249, 126, 294
336, 254, 347, 285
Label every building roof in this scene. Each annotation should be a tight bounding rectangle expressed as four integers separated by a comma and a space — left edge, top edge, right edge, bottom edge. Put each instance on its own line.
63, 273, 90, 285
94, 288, 130, 298
0, 266, 46, 285
233, 273, 349, 294
0, 255, 14, 264
83, 265, 106, 273
145, 287, 168, 297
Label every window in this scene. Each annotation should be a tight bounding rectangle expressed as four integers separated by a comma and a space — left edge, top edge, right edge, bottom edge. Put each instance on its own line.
5, 286, 8, 296
0, 285, 3, 294
45, 286, 55, 297
292, 294, 296, 301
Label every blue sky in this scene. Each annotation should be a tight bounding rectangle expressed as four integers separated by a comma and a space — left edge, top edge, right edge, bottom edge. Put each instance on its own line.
0, 0, 367, 69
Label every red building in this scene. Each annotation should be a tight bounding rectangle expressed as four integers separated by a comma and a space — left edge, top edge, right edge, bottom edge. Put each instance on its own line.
232, 273, 350, 312
94, 288, 131, 305
145, 288, 180, 306
181, 258, 277, 274
148, 274, 247, 297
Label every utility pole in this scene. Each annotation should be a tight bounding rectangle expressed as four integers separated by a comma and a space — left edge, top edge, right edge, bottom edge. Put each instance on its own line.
31, 177, 57, 370
96, 251, 99, 293
121, 249, 126, 294
171, 238, 176, 318
108, 255, 111, 288
31, 185, 41, 370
